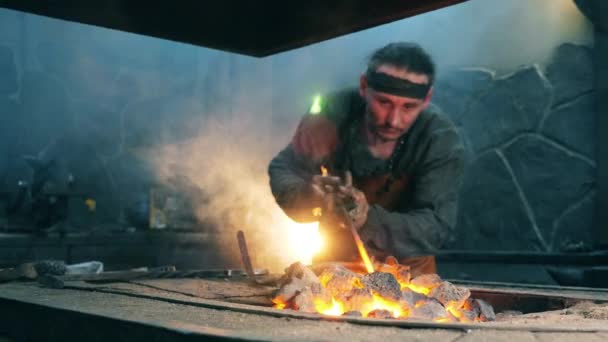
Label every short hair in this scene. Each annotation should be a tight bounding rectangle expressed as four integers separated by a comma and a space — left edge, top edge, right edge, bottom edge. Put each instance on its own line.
367, 42, 436, 85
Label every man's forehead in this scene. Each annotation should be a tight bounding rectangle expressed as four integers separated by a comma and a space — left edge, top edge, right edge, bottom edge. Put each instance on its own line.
375, 65, 429, 85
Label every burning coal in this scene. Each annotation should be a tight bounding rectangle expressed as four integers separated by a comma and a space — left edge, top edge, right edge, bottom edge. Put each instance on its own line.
272, 261, 495, 322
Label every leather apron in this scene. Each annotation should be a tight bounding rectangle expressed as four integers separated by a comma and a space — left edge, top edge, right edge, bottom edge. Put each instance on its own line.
313, 173, 436, 278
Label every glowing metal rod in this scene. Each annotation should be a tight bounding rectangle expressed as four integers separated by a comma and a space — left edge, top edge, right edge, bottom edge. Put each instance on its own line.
320, 165, 374, 274
338, 205, 375, 274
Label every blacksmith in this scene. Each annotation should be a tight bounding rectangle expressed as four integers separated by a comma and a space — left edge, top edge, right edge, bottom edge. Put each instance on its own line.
268, 42, 465, 277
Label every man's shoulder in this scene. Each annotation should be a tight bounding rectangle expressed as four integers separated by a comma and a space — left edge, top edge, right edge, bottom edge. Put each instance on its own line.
412, 107, 464, 157
324, 87, 362, 106
417, 106, 458, 136
314, 88, 365, 124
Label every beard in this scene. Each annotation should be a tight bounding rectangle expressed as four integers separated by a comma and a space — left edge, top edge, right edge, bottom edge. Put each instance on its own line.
366, 119, 405, 142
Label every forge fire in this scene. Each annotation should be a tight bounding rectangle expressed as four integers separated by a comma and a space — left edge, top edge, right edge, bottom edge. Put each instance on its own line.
272, 260, 495, 322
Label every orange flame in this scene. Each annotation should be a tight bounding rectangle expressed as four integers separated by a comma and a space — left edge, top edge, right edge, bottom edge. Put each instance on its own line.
320, 165, 328, 176
313, 294, 408, 319
276, 263, 481, 323
272, 296, 287, 310
364, 294, 408, 318
315, 297, 345, 316
406, 283, 432, 296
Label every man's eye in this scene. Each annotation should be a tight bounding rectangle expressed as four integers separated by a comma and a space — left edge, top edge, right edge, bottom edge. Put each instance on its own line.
403, 103, 417, 109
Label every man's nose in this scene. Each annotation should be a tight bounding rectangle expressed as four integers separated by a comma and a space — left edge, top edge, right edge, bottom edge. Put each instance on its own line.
387, 108, 400, 127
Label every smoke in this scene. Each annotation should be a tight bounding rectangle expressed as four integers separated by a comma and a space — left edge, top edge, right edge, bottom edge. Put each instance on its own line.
145, 107, 320, 272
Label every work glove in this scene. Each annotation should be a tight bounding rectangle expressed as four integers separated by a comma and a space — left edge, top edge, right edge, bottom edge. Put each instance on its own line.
291, 113, 338, 163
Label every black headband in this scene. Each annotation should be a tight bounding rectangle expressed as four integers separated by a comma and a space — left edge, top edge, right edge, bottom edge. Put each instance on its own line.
365, 70, 431, 99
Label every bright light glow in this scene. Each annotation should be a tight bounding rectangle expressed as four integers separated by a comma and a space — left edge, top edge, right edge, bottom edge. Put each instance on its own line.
359, 294, 407, 318
316, 298, 344, 316
285, 218, 322, 265
310, 95, 322, 114
407, 283, 432, 296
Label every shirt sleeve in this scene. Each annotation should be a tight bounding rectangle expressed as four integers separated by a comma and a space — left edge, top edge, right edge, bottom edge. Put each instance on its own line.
359, 125, 465, 257
267, 89, 359, 222
268, 143, 321, 222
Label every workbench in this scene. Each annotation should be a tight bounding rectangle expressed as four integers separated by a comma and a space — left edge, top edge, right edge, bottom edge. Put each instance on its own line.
2, 278, 608, 341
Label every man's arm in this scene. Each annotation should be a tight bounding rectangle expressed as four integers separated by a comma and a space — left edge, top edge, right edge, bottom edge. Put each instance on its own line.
268, 89, 358, 222
359, 126, 465, 257
268, 143, 321, 222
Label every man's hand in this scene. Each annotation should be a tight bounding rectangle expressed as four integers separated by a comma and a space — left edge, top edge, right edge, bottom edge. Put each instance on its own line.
311, 171, 369, 230
339, 172, 369, 230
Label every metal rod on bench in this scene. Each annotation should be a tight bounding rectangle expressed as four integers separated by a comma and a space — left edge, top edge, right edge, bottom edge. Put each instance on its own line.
237, 230, 255, 279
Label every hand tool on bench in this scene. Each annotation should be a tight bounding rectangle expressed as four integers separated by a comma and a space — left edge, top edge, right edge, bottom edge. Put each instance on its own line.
38, 265, 269, 289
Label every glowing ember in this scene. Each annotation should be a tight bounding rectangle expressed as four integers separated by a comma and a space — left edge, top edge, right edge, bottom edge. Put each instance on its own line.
316, 298, 345, 316
273, 302, 286, 310
364, 294, 407, 318
320, 165, 328, 176
272, 260, 495, 323
406, 283, 432, 296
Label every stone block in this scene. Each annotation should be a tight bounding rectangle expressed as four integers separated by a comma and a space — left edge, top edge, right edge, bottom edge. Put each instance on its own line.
542, 93, 595, 159
453, 150, 540, 251
433, 67, 495, 121
503, 135, 595, 248
552, 192, 595, 252
461, 66, 551, 152
546, 43, 593, 105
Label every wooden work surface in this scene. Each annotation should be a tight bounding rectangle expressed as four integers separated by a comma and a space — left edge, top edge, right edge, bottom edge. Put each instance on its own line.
2, 279, 608, 341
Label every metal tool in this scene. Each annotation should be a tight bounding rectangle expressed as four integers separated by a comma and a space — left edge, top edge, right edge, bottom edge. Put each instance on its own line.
320, 168, 375, 273
237, 230, 255, 278
37, 266, 269, 289
236, 230, 280, 286
336, 204, 375, 273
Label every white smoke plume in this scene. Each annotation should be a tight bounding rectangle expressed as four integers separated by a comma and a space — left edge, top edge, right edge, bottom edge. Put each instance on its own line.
145, 109, 321, 272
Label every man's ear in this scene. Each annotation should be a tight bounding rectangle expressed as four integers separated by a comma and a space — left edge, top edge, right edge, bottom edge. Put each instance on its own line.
359, 74, 368, 98
422, 87, 433, 109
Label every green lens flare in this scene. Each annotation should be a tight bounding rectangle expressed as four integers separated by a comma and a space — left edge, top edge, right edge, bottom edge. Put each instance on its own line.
310, 95, 322, 114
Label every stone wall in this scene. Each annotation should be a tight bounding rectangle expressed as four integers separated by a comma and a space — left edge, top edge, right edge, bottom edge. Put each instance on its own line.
434, 44, 595, 252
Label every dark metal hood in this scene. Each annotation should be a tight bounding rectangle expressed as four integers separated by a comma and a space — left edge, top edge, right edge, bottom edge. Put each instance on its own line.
0, 0, 468, 57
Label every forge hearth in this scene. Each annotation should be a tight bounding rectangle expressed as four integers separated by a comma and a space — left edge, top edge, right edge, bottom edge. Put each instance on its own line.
2, 269, 608, 340
272, 261, 493, 322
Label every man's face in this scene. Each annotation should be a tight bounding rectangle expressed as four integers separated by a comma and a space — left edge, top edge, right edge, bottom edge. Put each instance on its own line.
359, 65, 433, 141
